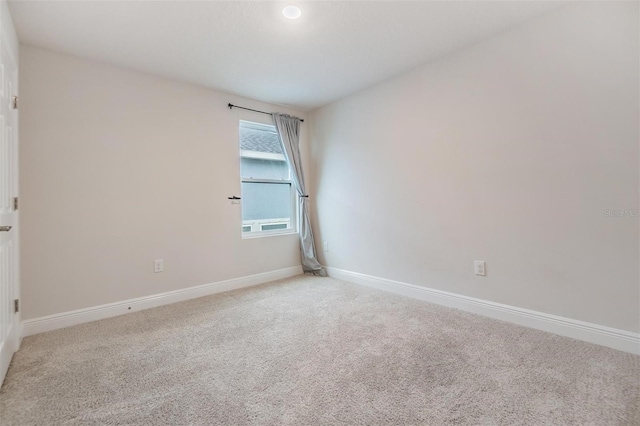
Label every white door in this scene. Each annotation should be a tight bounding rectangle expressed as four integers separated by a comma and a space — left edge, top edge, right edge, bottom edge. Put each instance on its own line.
0, 34, 18, 386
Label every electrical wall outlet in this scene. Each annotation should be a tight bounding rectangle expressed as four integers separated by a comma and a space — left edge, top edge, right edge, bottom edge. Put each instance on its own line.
474, 260, 486, 276
154, 259, 164, 273
323, 242, 329, 252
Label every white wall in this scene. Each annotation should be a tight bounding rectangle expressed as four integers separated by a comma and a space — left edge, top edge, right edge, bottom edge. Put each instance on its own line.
310, 2, 639, 332
19, 46, 308, 320
1, 0, 18, 58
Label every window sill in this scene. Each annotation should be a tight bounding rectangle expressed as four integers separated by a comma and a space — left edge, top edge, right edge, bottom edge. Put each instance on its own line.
242, 230, 298, 240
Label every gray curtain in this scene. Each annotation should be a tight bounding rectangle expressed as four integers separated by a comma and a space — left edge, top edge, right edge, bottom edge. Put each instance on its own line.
272, 113, 326, 276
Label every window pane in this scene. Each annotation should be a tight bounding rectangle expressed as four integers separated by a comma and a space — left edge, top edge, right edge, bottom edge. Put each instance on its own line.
261, 223, 288, 231
240, 123, 283, 154
240, 157, 289, 180
241, 182, 292, 230
238, 121, 296, 236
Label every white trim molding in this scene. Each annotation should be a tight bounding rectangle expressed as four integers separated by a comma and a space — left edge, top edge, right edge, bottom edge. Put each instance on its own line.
326, 267, 640, 355
22, 266, 303, 337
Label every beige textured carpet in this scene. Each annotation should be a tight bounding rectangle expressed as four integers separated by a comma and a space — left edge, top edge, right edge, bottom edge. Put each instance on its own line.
1, 275, 639, 425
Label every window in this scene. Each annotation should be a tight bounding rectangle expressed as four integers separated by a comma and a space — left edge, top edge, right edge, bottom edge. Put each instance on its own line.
239, 121, 296, 237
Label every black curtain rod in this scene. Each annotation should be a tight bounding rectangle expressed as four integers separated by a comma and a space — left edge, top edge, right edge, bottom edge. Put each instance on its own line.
228, 103, 304, 122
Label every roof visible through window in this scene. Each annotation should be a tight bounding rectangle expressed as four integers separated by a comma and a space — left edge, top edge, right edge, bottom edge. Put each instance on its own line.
240, 122, 282, 154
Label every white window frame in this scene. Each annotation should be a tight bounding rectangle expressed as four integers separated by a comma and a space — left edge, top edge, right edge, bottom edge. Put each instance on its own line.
239, 121, 298, 239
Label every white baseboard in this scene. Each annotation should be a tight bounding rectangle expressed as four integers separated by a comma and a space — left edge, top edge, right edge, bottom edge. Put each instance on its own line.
22, 266, 303, 338
326, 267, 640, 355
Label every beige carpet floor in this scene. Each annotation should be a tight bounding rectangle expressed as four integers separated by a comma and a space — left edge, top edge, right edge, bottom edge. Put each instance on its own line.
1, 275, 639, 425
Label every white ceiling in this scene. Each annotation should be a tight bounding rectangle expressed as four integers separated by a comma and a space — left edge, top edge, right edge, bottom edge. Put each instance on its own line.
9, 1, 565, 110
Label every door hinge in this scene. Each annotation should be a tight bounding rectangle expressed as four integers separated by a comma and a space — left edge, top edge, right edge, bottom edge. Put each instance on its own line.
14, 299, 19, 314
12, 95, 18, 110
13, 197, 18, 211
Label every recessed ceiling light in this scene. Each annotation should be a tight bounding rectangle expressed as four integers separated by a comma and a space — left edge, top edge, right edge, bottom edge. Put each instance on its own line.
282, 5, 302, 20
